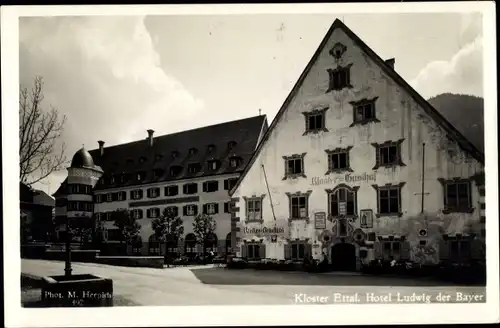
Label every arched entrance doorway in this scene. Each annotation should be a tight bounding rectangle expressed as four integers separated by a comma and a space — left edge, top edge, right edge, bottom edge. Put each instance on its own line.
225, 232, 231, 255
331, 242, 356, 271
204, 233, 218, 256
165, 234, 178, 263
184, 233, 197, 259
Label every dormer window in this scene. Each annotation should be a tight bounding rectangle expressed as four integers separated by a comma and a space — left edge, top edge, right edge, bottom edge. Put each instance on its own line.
171, 151, 179, 159
229, 157, 242, 168
187, 163, 201, 174
227, 141, 237, 151
110, 176, 115, 184
189, 148, 197, 155
207, 160, 220, 171
136, 171, 146, 181
153, 169, 164, 180
207, 144, 216, 153
169, 165, 183, 177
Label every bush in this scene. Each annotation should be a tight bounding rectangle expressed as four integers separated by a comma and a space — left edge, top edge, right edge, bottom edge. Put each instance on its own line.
227, 257, 247, 269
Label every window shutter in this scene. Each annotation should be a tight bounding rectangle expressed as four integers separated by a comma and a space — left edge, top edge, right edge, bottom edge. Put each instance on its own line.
284, 243, 292, 260
439, 240, 449, 260
138, 209, 143, 219
183, 206, 188, 216
259, 244, 266, 259
400, 241, 411, 260
375, 146, 380, 166
139, 190, 143, 199
305, 115, 310, 132
214, 203, 219, 214
304, 243, 312, 259
241, 244, 247, 258
202, 182, 207, 192
203, 204, 207, 214
129, 191, 134, 199
147, 189, 151, 198
146, 209, 151, 218
214, 181, 219, 191
374, 242, 383, 259
224, 180, 229, 190
193, 205, 198, 215
112, 193, 118, 201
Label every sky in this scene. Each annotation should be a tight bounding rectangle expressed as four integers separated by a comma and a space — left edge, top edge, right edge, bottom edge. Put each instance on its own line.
18, 12, 484, 195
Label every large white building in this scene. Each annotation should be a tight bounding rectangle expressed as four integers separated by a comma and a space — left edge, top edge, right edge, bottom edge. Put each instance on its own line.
54, 115, 268, 257
229, 19, 485, 270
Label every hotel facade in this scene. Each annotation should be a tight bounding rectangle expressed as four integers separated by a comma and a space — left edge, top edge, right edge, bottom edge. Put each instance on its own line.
53, 116, 268, 256
229, 20, 485, 270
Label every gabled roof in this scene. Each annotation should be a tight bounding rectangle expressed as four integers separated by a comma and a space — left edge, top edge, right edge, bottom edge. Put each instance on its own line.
53, 115, 267, 195
229, 18, 485, 196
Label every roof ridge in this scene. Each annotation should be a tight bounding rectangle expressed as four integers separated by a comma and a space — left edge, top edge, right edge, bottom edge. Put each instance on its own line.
229, 18, 484, 196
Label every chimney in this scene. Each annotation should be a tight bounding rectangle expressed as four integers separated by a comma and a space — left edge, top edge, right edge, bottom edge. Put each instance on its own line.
98, 140, 105, 156
147, 129, 154, 147
385, 58, 395, 69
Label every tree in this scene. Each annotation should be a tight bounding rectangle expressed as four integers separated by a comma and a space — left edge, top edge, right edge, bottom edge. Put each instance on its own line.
151, 208, 184, 266
192, 213, 217, 256
112, 209, 141, 254
19, 76, 67, 186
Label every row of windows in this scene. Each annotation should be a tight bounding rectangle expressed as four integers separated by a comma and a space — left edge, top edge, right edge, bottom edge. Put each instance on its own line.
97, 157, 243, 186
66, 184, 92, 195
95, 178, 239, 203
96, 201, 233, 221
66, 201, 93, 212
245, 180, 473, 221
283, 141, 404, 179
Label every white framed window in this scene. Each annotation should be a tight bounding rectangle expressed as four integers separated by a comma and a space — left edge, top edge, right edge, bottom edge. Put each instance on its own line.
131, 209, 143, 219
117, 192, 124, 201
106, 193, 113, 202
207, 203, 216, 215
246, 199, 262, 221
95, 194, 103, 203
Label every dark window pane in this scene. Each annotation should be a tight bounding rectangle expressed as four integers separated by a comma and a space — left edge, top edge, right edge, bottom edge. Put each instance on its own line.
384, 242, 391, 250
298, 244, 305, 259
346, 201, 355, 215
338, 189, 345, 201
389, 197, 399, 213
392, 242, 400, 251
380, 190, 388, 198
291, 197, 298, 205
299, 196, 306, 206
380, 198, 389, 213
389, 189, 398, 198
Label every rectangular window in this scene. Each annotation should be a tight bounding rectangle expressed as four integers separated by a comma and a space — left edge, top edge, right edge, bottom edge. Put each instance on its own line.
204, 203, 219, 215
148, 208, 160, 218
188, 163, 201, 173
377, 187, 402, 215
131, 209, 142, 219
329, 187, 356, 217
224, 202, 231, 213
246, 199, 262, 221
287, 158, 303, 175
147, 188, 160, 198
246, 244, 261, 261
379, 145, 399, 165
307, 113, 324, 131
445, 182, 471, 211
382, 241, 401, 260
131, 190, 143, 200
224, 178, 238, 190
164, 185, 179, 197
95, 194, 103, 203
106, 193, 113, 202
354, 103, 375, 122
183, 204, 198, 216
291, 243, 306, 261
203, 181, 219, 193
183, 183, 198, 195
166, 206, 179, 217
290, 196, 307, 218
208, 161, 219, 171
327, 65, 352, 92
330, 152, 348, 170
117, 191, 126, 201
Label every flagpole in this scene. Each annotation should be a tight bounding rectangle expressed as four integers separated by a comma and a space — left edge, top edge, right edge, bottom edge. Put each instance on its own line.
261, 165, 276, 221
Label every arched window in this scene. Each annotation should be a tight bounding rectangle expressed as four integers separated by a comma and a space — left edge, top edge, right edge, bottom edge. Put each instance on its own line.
148, 234, 161, 255
165, 234, 178, 259
184, 233, 197, 257
204, 233, 218, 255
327, 184, 359, 217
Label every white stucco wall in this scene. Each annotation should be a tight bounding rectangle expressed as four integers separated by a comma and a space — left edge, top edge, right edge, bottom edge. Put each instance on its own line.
232, 27, 484, 262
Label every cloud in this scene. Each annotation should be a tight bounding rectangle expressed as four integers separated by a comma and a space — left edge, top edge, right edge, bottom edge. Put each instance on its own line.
410, 14, 483, 99
19, 16, 204, 193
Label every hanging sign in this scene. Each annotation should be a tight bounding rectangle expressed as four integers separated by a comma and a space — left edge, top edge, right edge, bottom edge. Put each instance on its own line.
314, 212, 327, 229
239, 219, 289, 238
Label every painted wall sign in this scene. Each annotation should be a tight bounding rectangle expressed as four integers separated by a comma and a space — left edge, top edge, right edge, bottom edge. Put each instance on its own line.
239, 219, 289, 238
314, 212, 327, 229
311, 172, 376, 186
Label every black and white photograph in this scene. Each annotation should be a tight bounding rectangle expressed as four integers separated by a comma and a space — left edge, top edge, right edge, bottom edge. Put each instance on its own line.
2, 2, 498, 327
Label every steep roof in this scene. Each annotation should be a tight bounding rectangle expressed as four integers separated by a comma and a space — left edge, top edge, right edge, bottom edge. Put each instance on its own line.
53, 115, 267, 195
229, 18, 485, 196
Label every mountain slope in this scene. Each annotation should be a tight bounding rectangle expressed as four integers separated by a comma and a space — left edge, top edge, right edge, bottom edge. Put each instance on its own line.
427, 93, 484, 153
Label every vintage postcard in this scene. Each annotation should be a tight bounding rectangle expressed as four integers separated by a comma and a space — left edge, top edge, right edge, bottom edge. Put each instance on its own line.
2, 2, 498, 327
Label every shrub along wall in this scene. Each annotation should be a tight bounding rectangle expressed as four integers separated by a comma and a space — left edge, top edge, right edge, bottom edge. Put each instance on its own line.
94, 256, 164, 268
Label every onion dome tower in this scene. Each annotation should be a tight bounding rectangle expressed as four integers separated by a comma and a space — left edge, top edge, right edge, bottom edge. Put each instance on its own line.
66, 147, 104, 231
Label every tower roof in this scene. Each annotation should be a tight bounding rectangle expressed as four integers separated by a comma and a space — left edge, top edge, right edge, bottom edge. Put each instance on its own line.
70, 147, 95, 168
